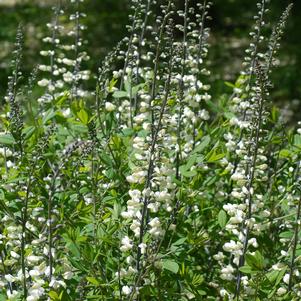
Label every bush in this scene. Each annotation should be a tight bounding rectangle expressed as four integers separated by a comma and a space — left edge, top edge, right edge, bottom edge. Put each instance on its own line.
0, 0, 298, 300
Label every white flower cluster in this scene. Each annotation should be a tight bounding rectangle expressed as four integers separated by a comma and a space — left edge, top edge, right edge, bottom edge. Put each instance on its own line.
213, 3, 275, 297
115, 1, 213, 297
0, 201, 72, 300
267, 162, 301, 297
38, 0, 90, 104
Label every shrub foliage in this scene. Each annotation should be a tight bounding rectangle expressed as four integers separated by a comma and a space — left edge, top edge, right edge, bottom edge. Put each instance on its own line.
0, 0, 298, 300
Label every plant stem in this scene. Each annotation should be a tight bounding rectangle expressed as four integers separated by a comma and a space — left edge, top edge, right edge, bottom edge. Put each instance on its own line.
288, 186, 301, 291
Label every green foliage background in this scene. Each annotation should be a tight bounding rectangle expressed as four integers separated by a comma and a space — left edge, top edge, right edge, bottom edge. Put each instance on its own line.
0, 0, 300, 113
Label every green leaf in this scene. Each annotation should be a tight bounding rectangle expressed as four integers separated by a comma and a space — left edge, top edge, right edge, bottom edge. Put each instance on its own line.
124, 79, 131, 93
180, 168, 197, 178
66, 241, 80, 258
224, 112, 235, 119
132, 83, 145, 96
77, 109, 89, 125
59, 290, 71, 301
186, 154, 198, 169
218, 210, 227, 228
0, 134, 15, 145
162, 259, 179, 274
191, 274, 204, 286
279, 231, 293, 238
113, 91, 128, 98
275, 268, 287, 286
197, 290, 207, 296
271, 106, 279, 122
49, 291, 60, 300
266, 270, 280, 284
294, 134, 301, 148
205, 99, 219, 113
239, 265, 254, 274
55, 92, 69, 106
279, 149, 292, 158
22, 126, 35, 140
69, 122, 88, 134
224, 81, 235, 88
43, 109, 56, 124
86, 276, 100, 285
266, 267, 286, 289
109, 78, 118, 92
192, 135, 210, 154
245, 251, 264, 270
122, 128, 135, 136
172, 237, 187, 246
179, 154, 198, 177
207, 151, 225, 163
0, 294, 6, 301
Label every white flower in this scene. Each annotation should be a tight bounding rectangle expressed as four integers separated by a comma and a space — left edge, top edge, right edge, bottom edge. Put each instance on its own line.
199, 109, 210, 120
105, 102, 116, 112
49, 278, 66, 289
63, 71, 73, 83
120, 236, 133, 252
27, 255, 42, 264
10, 251, 20, 259
121, 210, 135, 219
149, 217, 160, 228
138, 243, 147, 254
147, 202, 159, 213
126, 170, 147, 184
231, 171, 245, 182
229, 213, 243, 224
45, 266, 55, 277
223, 240, 243, 252
276, 287, 287, 296
62, 58, 75, 66
62, 108, 71, 117
4, 274, 15, 282
148, 217, 163, 237
6, 160, 14, 168
134, 113, 148, 124
220, 264, 235, 280
125, 256, 133, 265
186, 292, 195, 299
219, 288, 229, 297
122, 285, 132, 295
0, 147, 12, 157
7, 290, 19, 300
281, 250, 288, 256
231, 190, 243, 199
38, 79, 49, 87
271, 263, 285, 271
27, 296, 38, 301
283, 273, 290, 285
113, 70, 121, 78
248, 238, 258, 248
130, 219, 141, 237
29, 269, 41, 278
40, 50, 48, 56
203, 93, 211, 101
38, 64, 51, 72
213, 252, 225, 261
63, 271, 74, 280
27, 284, 45, 301
184, 107, 195, 119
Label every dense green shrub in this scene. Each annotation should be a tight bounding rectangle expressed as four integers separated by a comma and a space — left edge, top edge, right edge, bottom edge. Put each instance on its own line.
0, 0, 299, 300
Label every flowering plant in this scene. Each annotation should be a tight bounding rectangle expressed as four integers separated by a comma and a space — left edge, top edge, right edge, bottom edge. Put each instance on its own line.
0, 0, 298, 300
